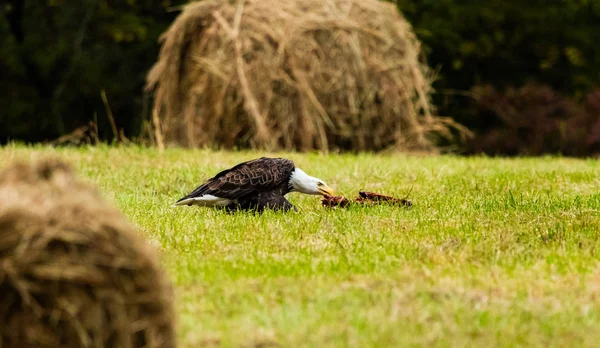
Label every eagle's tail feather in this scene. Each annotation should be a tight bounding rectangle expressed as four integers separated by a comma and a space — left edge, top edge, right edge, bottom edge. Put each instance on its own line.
172, 194, 233, 207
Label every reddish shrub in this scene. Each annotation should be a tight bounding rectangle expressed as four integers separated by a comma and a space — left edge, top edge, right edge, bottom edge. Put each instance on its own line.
464, 83, 600, 156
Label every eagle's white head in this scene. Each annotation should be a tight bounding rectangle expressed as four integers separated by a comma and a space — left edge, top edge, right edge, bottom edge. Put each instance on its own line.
289, 168, 335, 196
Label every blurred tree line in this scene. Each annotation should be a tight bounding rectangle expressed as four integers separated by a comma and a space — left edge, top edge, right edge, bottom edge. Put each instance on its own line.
0, 0, 177, 143
1, 0, 600, 154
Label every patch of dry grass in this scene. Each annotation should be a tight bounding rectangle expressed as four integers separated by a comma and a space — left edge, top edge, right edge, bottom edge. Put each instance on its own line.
0, 157, 175, 347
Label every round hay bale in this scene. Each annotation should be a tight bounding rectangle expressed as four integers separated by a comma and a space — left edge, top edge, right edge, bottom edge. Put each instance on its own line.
146, 0, 463, 152
0, 159, 176, 348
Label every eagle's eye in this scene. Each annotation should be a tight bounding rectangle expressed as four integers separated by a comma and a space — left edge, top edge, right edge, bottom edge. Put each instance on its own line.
317, 182, 323, 187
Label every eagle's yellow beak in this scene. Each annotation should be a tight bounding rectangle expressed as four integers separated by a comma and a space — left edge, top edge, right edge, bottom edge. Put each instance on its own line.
318, 185, 335, 197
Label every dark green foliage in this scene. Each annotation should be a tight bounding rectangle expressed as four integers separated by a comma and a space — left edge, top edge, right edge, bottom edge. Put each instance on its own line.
0, 0, 177, 143
394, 0, 600, 94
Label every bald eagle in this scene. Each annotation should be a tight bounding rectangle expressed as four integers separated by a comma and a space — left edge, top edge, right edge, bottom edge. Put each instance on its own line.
173, 157, 335, 212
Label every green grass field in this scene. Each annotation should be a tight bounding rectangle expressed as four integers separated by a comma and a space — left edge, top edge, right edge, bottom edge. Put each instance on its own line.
2, 144, 600, 347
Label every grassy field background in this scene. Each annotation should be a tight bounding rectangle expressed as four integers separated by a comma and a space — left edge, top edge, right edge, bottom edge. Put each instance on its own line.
2, 144, 600, 347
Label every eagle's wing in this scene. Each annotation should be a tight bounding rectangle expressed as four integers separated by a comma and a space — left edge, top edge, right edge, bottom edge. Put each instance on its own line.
176, 157, 294, 203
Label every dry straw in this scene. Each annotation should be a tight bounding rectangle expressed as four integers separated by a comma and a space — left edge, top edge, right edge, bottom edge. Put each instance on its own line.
0, 159, 175, 348
147, 0, 465, 152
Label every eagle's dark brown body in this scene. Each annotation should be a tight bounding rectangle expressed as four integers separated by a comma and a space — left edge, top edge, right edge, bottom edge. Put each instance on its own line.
175, 157, 297, 212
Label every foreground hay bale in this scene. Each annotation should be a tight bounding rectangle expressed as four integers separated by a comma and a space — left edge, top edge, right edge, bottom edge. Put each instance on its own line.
0, 159, 175, 348
147, 0, 461, 152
